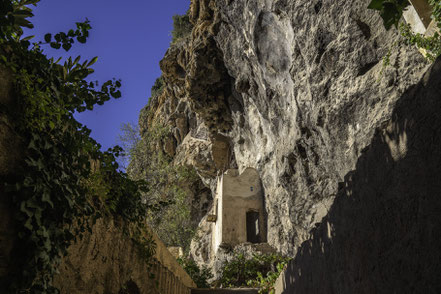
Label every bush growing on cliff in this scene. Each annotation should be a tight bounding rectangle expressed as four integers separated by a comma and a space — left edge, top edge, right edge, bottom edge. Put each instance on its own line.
171, 10, 193, 43
118, 122, 141, 168
119, 120, 198, 253
177, 257, 213, 288
151, 76, 164, 97
218, 252, 290, 293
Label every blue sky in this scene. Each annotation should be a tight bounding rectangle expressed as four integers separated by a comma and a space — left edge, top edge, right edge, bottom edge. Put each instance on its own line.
25, 0, 190, 150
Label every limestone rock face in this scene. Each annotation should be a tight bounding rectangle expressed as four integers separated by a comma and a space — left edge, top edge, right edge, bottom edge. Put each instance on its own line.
275, 55, 441, 294
140, 0, 431, 265
213, 0, 428, 255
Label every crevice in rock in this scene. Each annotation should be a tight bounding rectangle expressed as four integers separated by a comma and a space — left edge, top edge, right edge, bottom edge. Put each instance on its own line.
315, 29, 335, 64
314, 1, 323, 14
355, 19, 371, 40
357, 61, 378, 76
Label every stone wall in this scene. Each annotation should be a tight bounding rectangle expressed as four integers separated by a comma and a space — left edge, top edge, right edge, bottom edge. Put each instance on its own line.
53, 217, 196, 294
274, 57, 441, 294
220, 168, 266, 247
212, 168, 266, 256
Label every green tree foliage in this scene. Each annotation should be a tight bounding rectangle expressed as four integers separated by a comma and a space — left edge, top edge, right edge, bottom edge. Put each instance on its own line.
177, 257, 213, 288
119, 118, 198, 253
368, 0, 410, 29
151, 76, 164, 97
0, 1, 154, 292
171, 10, 193, 44
246, 262, 287, 294
118, 72, 199, 254
368, 0, 441, 60
118, 122, 141, 168
218, 252, 290, 293
399, 0, 441, 61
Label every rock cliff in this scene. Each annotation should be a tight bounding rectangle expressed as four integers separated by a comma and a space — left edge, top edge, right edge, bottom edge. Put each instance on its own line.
275, 53, 441, 294
138, 0, 432, 266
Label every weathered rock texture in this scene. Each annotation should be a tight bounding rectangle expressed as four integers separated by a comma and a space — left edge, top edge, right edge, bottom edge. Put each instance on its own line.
140, 0, 432, 265
53, 218, 196, 294
212, 0, 429, 255
274, 56, 441, 294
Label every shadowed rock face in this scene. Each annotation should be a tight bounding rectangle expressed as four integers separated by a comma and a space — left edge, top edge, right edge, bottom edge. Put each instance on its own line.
139, 0, 433, 268
277, 57, 441, 294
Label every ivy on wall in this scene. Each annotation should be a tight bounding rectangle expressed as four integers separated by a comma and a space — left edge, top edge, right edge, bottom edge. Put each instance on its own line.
0, 1, 155, 293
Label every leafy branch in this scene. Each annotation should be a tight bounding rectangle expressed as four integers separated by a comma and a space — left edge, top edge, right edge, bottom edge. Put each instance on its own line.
0, 1, 153, 293
368, 0, 410, 30
43, 19, 91, 51
368, 0, 441, 61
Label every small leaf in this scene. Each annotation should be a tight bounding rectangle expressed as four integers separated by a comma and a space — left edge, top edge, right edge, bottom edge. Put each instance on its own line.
13, 10, 34, 17
24, 217, 33, 230
111, 90, 122, 98
44, 33, 51, 43
14, 17, 34, 29
42, 192, 54, 208
62, 43, 72, 51
87, 56, 98, 67
73, 55, 81, 65
28, 139, 37, 150
77, 36, 87, 43
20, 202, 33, 217
50, 42, 61, 49
62, 66, 67, 80
368, 0, 383, 10
21, 35, 34, 41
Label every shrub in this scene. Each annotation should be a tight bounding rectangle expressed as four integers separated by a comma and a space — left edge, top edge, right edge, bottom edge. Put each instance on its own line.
177, 257, 213, 288
368, 0, 441, 61
218, 252, 290, 293
119, 120, 199, 253
399, 0, 441, 61
171, 11, 193, 44
151, 76, 164, 98
246, 262, 287, 294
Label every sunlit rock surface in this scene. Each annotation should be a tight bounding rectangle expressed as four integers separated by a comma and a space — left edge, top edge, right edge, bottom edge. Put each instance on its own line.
139, 0, 431, 269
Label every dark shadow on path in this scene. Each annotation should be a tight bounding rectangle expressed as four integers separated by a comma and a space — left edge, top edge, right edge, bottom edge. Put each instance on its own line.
280, 58, 441, 294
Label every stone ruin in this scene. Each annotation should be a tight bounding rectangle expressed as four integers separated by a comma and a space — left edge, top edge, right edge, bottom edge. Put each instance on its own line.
208, 168, 267, 256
